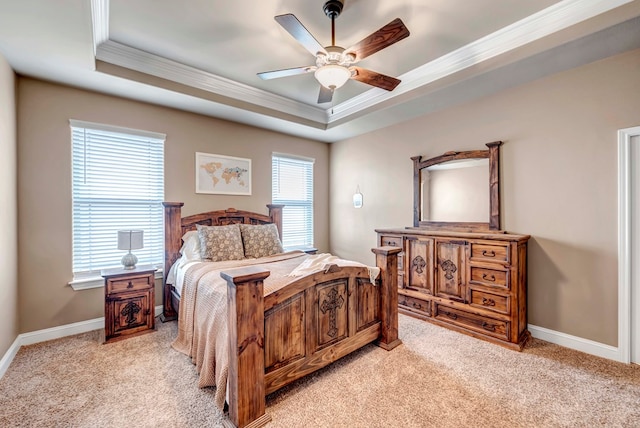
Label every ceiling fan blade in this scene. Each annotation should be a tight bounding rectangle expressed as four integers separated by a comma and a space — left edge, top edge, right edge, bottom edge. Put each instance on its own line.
275, 14, 327, 57
351, 67, 401, 91
318, 85, 333, 104
257, 66, 313, 80
346, 18, 410, 62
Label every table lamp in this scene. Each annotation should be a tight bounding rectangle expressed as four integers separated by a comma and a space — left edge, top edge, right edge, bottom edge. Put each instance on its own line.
117, 230, 144, 270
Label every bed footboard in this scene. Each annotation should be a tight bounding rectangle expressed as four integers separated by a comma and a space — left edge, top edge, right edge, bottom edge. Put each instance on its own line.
221, 246, 401, 428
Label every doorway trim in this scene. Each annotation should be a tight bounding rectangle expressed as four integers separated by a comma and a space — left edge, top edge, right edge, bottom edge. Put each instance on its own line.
618, 126, 640, 364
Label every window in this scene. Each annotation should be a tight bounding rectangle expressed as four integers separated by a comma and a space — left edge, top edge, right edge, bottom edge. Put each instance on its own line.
272, 153, 314, 249
70, 120, 165, 282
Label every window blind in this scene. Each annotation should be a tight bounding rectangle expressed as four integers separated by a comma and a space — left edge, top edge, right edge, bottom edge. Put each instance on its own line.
71, 121, 165, 278
272, 154, 314, 249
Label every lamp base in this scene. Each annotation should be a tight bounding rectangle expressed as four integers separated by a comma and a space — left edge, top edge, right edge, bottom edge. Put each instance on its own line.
121, 252, 138, 270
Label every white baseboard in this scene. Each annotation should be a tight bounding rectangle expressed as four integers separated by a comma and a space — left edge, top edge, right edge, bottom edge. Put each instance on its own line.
0, 336, 21, 379
0, 305, 164, 379
529, 324, 625, 362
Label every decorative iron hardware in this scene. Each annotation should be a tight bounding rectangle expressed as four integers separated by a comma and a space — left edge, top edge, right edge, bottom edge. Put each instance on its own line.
443, 311, 457, 320
127, 281, 134, 288
482, 322, 496, 332
412, 255, 427, 274
482, 297, 496, 306
482, 250, 496, 257
440, 259, 457, 280
320, 287, 345, 338
482, 273, 496, 282
121, 301, 141, 325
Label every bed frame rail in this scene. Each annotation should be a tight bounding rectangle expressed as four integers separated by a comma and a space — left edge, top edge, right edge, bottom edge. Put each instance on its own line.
221, 246, 401, 428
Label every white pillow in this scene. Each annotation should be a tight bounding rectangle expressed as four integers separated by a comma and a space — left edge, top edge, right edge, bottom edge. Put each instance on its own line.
180, 230, 202, 261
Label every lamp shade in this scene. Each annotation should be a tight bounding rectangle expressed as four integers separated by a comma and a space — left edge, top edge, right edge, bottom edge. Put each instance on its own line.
314, 64, 351, 90
117, 230, 144, 251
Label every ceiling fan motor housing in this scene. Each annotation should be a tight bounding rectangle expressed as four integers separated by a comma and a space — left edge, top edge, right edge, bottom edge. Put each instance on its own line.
323, 0, 344, 19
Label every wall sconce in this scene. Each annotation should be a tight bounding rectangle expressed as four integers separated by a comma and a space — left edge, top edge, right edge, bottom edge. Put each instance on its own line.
117, 230, 144, 270
353, 186, 363, 208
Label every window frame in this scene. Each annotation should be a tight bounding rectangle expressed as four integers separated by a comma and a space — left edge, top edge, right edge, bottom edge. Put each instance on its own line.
69, 120, 165, 290
271, 152, 315, 250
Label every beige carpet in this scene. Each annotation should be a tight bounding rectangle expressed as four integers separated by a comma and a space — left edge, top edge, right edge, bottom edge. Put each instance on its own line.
1, 315, 639, 427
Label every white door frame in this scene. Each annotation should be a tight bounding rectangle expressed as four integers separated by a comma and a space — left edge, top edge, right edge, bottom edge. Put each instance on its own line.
618, 126, 640, 364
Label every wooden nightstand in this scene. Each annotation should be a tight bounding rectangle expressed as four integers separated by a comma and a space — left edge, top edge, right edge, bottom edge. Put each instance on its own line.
102, 265, 157, 343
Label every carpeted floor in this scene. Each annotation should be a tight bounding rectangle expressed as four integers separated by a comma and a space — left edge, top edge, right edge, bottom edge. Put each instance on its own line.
1, 314, 639, 427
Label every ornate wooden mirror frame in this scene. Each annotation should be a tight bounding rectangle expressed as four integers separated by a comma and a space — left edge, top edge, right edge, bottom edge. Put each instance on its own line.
412, 141, 502, 231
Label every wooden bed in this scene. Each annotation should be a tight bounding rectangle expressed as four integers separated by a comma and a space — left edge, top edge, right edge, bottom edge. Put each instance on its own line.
161, 202, 401, 428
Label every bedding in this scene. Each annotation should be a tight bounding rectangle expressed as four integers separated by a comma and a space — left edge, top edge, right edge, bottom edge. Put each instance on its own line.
196, 224, 244, 261
171, 251, 377, 410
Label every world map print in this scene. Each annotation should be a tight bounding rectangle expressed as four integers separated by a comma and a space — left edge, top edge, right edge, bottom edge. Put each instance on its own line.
196, 152, 252, 195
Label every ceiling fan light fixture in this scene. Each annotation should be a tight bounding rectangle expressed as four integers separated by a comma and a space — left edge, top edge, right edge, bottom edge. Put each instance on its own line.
314, 64, 351, 90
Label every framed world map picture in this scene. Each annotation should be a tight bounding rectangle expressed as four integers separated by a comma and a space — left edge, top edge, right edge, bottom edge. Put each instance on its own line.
195, 152, 252, 195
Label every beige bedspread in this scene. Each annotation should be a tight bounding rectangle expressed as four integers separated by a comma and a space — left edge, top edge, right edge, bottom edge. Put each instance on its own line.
172, 251, 308, 410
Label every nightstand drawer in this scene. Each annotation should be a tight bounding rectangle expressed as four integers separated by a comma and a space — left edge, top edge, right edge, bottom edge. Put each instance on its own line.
106, 273, 154, 294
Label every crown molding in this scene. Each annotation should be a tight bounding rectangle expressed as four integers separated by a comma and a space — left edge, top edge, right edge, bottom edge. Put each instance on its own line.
91, 0, 632, 130
329, 0, 633, 122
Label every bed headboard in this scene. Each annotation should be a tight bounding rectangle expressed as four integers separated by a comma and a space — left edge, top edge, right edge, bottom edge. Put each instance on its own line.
162, 202, 284, 276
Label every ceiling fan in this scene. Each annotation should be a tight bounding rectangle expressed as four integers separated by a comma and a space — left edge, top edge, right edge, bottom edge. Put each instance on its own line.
257, 0, 410, 104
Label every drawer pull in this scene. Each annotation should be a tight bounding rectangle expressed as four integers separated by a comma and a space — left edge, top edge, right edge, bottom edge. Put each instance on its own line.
482, 297, 496, 306
127, 281, 134, 289
443, 311, 458, 320
384, 240, 398, 246
482, 322, 496, 332
482, 273, 496, 282
412, 302, 422, 310
482, 250, 496, 257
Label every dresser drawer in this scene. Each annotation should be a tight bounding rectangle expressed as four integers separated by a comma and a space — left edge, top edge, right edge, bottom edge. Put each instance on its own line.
470, 241, 510, 264
106, 273, 154, 294
434, 303, 509, 341
380, 234, 402, 248
469, 288, 510, 315
399, 294, 431, 316
469, 266, 509, 289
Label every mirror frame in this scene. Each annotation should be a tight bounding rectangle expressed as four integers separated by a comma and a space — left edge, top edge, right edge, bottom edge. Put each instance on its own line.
412, 141, 502, 231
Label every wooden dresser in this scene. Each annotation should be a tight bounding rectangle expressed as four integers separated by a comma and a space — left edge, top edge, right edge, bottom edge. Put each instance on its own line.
102, 265, 157, 343
377, 228, 530, 350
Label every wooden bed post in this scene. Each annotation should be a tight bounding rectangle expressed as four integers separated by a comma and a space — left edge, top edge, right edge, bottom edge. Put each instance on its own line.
161, 202, 184, 322
266, 204, 284, 241
372, 246, 402, 350
221, 266, 272, 428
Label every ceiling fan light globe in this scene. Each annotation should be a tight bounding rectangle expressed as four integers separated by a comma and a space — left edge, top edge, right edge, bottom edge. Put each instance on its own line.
315, 64, 351, 90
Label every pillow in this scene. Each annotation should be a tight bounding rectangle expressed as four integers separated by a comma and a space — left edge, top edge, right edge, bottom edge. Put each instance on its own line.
196, 224, 244, 262
180, 230, 202, 261
240, 223, 284, 259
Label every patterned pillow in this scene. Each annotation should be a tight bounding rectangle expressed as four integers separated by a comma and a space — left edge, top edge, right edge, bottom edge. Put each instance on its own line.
240, 223, 284, 259
196, 224, 244, 262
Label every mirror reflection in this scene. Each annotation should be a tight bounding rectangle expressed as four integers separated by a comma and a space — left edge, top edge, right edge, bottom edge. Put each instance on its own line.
420, 158, 489, 223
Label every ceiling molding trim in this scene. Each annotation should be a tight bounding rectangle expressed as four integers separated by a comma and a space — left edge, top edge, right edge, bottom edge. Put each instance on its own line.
90, 0, 109, 53
328, 0, 632, 122
96, 40, 328, 123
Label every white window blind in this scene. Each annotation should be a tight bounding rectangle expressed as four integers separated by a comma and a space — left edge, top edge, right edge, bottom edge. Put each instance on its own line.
272, 153, 314, 249
71, 120, 165, 278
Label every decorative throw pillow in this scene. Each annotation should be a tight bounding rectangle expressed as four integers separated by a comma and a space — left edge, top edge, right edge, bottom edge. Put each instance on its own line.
240, 223, 284, 259
196, 224, 244, 262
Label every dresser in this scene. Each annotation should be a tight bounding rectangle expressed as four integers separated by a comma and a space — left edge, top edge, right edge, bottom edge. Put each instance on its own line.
102, 265, 157, 343
377, 228, 530, 350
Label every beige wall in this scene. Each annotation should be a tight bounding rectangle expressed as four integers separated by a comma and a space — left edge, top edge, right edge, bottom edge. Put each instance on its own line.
17, 78, 329, 333
330, 48, 640, 347
0, 52, 18, 357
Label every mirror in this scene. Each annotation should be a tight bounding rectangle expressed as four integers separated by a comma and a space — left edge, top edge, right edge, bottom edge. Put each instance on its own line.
412, 142, 502, 231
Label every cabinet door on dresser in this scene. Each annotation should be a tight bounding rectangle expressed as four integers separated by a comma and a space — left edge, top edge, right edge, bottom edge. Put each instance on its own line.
434, 239, 467, 303
405, 236, 434, 295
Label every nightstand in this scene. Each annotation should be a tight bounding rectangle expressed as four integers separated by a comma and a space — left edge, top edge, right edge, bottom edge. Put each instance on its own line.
102, 265, 157, 343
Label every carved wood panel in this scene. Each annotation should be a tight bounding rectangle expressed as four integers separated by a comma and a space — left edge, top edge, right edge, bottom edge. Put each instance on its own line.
356, 278, 379, 332
264, 294, 305, 373
406, 237, 434, 294
435, 239, 466, 302
316, 280, 348, 349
